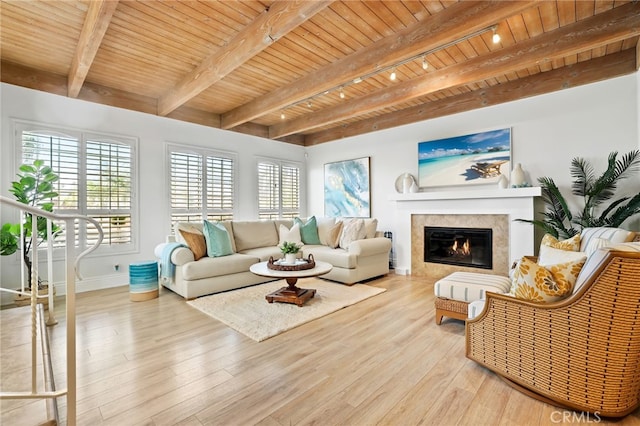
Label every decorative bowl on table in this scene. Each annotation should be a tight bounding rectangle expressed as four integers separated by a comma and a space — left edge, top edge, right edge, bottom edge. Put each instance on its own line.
267, 254, 316, 271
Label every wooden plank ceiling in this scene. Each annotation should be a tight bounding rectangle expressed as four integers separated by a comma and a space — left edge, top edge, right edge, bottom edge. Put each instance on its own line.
1, 0, 639, 146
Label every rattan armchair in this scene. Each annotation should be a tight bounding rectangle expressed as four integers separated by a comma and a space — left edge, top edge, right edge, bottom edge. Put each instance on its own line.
466, 249, 640, 417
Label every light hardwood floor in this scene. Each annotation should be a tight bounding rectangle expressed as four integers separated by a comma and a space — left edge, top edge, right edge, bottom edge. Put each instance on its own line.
3, 273, 640, 426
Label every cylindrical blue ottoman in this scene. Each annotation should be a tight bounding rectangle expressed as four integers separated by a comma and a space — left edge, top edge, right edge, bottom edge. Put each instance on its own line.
129, 261, 159, 301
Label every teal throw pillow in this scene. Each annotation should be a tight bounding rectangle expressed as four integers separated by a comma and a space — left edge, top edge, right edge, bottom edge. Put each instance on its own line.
203, 220, 234, 257
294, 216, 321, 245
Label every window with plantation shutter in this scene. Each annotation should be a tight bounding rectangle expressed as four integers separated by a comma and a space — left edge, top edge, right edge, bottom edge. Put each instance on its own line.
168, 145, 235, 227
257, 159, 300, 219
15, 121, 136, 252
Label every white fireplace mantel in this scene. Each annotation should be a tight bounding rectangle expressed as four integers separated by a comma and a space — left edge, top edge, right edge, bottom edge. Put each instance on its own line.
389, 187, 541, 202
391, 187, 541, 275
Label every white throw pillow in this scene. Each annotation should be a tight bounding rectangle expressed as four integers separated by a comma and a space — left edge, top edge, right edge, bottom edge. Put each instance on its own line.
278, 223, 302, 246
339, 219, 365, 249
316, 216, 336, 245
538, 244, 587, 267
363, 218, 378, 239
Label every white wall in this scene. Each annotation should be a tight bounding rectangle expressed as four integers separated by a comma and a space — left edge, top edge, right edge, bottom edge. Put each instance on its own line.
306, 73, 640, 268
0, 83, 306, 300
2, 72, 638, 299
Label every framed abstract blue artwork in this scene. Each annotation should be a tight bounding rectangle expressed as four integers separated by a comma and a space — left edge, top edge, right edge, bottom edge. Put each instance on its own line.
418, 128, 511, 188
324, 157, 370, 217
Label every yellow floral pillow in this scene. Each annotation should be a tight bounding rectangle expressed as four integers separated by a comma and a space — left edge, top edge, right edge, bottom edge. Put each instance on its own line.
511, 256, 585, 303
541, 233, 581, 251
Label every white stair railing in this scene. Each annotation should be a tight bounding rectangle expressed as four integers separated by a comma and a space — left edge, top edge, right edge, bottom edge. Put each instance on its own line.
0, 195, 103, 426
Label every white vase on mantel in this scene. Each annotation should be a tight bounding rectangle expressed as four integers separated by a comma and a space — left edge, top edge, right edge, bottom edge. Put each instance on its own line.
402, 173, 413, 193
497, 173, 509, 189
409, 180, 419, 193
511, 163, 525, 187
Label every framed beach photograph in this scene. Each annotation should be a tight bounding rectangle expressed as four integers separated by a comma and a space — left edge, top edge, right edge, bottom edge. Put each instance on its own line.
324, 157, 370, 217
418, 128, 511, 188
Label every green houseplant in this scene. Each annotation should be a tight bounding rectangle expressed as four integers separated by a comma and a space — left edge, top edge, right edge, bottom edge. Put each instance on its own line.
280, 241, 301, 264
1, 159, 60, 291
518, 150, 640, 239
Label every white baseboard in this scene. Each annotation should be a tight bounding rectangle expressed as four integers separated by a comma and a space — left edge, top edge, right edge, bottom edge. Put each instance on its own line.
52, 273, 129, 295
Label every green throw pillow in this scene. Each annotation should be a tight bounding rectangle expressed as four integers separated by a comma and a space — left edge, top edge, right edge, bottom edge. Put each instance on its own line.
294, 216, 321, 245
203, 220, 234, 257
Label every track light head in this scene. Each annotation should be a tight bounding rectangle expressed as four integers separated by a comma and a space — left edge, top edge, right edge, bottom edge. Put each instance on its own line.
390, 68, 397, 81
492, 26, 501, 44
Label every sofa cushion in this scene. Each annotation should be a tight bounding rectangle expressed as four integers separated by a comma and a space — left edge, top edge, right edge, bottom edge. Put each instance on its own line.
316, 216, 336, 245
241, 246, 284, 262
574, 242, 640, 294
584, 237, 610, 257
278, 223, 302, 246
339, 219, 365, 249
178, 228, 207, 261
303, 245, 357, 269
363, 218, 378, 239
295, 216, 322, 245
232, 220, 278, 251
541, 233, 581, 251
203, 220, 234, 257
538, 245, 587, 266
511, 256, 584, 303
174, 222, 204, 244
579, 227, 636, 252
325, 221, 343, 249
181, 253, 260, 280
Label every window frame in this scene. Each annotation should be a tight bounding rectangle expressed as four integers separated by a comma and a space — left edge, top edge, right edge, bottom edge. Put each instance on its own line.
13, 119, 139, 256
166, 143, 238, 227
256, 156, 302, 219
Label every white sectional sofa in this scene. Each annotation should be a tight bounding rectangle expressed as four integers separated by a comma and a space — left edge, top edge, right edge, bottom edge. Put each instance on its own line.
155, 217, 391, 299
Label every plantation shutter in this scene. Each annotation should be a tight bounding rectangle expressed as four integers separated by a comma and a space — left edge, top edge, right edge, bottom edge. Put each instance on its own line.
170, 151, 203, 223
206, 156, 234, 221
17, 124, 136, 251
258, 161, 279, 219
257, 160, 300, 219
85, 140, 132, 245
169, 146, 235, 227
281, 165, 300, 218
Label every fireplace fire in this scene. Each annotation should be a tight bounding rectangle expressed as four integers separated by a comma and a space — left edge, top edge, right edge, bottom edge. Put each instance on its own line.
424, 226, 492, 269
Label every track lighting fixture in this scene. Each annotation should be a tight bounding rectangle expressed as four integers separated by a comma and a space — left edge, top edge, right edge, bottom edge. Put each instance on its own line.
279, 24, 498, 116
492, 26, 501, 44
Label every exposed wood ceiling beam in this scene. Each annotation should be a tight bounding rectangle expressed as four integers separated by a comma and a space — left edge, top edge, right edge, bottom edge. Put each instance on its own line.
305, 49, 637, 145
68, 0, 119, 98
221, 0, 538, 130
269, 2, 640, 139
157, 0, 332, 117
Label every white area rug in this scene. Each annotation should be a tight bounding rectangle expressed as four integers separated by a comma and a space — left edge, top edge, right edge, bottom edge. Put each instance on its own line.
187, 279, 386, 342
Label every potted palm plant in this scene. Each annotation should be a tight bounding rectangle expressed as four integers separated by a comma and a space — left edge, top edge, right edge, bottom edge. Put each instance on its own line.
517, 150, 640, 238
1, 159, 60, 301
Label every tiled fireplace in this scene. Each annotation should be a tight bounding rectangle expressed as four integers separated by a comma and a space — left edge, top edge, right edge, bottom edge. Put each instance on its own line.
391, 187, 540, 281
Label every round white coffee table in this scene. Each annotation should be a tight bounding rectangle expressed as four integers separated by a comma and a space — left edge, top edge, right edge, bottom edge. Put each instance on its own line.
249, 260, 332, 306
